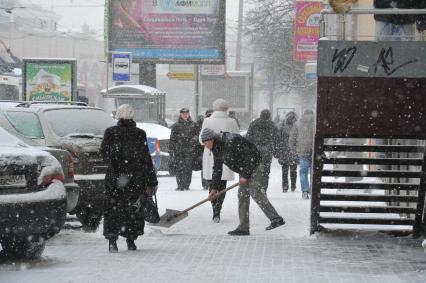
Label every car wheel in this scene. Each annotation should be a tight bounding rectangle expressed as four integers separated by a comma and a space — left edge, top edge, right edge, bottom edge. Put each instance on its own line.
1, 237, 46, 260
75, 206, 102, 231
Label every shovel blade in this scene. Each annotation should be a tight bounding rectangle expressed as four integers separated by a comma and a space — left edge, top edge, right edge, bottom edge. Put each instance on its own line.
154, 209, 188, 228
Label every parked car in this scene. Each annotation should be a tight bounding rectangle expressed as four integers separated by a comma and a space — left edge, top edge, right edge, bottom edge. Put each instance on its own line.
3, 127, 79, 213
0, 103, 116, 229
136, 122, 171, 173
0, 127, 67, 259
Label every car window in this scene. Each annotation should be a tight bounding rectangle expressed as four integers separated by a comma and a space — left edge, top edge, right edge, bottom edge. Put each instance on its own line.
44, 108, 116, 137
4, 111, 45, 139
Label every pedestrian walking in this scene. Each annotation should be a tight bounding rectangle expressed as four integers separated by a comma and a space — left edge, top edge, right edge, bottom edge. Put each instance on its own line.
100, 104, 158, 253
290, 109, 315, 199
245, 109, 278, 193
201, 128, 285, 236
169, 108, 199, 191
276, 111, 298, 192
199, 99, 239, 223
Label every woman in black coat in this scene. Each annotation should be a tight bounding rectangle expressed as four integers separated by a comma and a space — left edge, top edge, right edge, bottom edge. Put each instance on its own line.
100, 104, 158, 253
277, 112, 298, 192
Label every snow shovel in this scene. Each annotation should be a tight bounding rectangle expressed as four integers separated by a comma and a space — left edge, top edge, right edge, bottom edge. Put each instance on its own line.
155, 183, 240, 228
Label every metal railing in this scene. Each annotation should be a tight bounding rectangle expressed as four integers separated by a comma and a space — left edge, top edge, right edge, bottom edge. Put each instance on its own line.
320, 8, 426, 40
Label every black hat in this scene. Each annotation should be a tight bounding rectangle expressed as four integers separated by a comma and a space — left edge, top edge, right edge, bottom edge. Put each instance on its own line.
180, 108, 190, 113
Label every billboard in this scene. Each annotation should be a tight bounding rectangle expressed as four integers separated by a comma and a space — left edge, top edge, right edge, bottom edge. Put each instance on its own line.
106, 0, 226, 64
200, 71, 250, 112
23, 59, 77, 102
294, 1, 322, 61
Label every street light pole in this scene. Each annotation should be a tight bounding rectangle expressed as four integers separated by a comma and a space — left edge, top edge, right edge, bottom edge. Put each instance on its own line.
235, 0, 244, 71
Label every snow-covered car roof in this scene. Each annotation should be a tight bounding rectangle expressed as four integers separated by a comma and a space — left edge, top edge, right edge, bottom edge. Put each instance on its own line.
136, 123, 171, 140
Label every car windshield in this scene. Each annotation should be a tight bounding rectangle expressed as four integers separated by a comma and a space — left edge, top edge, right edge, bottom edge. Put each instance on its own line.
0, 127, 28, 147
44, 108, 116, 137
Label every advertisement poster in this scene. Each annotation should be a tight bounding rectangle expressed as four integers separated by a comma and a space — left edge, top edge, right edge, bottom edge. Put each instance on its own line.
107, 0, 226, 63
24, 59, 76, 101
294, 1, 322, 61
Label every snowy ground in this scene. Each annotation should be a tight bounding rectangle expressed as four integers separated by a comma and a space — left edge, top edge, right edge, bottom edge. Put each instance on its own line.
0, 160, 425, 283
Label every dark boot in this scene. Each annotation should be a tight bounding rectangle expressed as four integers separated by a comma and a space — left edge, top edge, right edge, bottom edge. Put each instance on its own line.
108, 239, 118, 253
126, 239, 137, 251
265, 218, 285, 231
228, 228, 250, 236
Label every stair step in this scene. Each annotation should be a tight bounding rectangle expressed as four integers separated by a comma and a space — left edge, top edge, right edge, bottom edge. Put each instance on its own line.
319, 205, 417, 214
317, 225, 413, 236
323, 144, 424, 153
320, 194, 418, 202
321, 182, 420, 190
322, 157, 423, 166
319, 217, 415, 225
322, 170, 421, 178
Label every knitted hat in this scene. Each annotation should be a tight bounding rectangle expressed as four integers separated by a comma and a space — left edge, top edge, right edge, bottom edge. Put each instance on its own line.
201, 128, 217, 142
115, 104, 135, 120
180, 108, 190, 113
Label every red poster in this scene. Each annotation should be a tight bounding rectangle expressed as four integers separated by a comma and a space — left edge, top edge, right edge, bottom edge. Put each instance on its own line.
294, 1, 323, 61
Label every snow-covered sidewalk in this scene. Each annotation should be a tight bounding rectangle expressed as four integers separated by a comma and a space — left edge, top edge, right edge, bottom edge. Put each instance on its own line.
0, 161, 424, 283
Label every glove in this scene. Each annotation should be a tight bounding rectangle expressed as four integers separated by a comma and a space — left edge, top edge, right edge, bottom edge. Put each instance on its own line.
239, 178, 248, 186
208, 190, 218, 202
145, 186, 157, 196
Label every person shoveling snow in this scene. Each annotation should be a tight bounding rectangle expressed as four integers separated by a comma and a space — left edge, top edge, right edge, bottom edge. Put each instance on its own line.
156, 129, 285, 235
202, 128, 285, 236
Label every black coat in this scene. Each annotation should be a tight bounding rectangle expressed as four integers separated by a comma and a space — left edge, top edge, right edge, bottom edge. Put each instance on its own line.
169, 118, 199, 157
100, 119, 158, 239
374, 0, 419, 25
276, 114, 298, 166
211, 133, 261, 188
245, 118, 278, 165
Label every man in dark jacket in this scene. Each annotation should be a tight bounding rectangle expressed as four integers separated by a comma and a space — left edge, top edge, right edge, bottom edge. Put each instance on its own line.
169, 108, 199, 191
201, 128, 285, 236
374, 0, 425, 40
245, 109, 278, 193
100, 104, 158, 253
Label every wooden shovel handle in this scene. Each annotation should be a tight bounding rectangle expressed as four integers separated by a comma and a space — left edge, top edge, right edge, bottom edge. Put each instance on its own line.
179, 183, 240, 215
